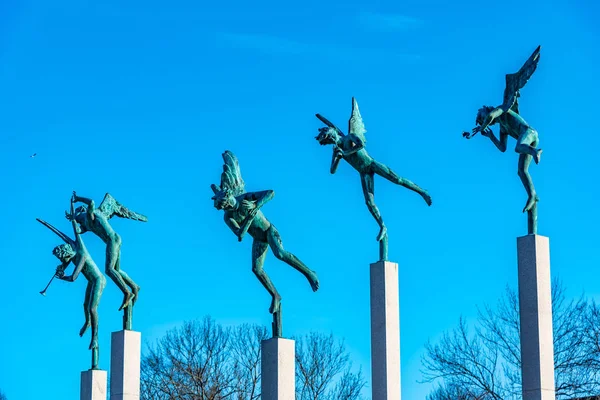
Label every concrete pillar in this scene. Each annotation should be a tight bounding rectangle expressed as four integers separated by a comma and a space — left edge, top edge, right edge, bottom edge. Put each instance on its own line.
80, 369, 107, 400
110, 330, 141, 400
370, 260, 401, 400
261, 337, 295, 400
517, 234, 555, 400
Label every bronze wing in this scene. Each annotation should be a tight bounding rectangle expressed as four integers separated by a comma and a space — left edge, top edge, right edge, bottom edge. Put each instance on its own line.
219, 150, 246, 197
37, 218, 76, 247
502, 45, 541, 114
348, 97, 367, 143
98, 193, 148, 222
315, 113, 345, 137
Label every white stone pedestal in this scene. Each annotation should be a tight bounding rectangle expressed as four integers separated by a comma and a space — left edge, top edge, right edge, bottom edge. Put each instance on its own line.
261, 337, 295, 400
110, 330, 141, 400
370, 260, 401, 400
80, 369, 107, 400
517, 235, 555, 400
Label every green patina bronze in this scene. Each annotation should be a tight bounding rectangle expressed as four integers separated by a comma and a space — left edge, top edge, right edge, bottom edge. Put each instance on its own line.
463, 45, 542, 235
315, 98, 432, 261
66, 191, 147, 330
37, 195, 106, 370
211, 151, 319, 338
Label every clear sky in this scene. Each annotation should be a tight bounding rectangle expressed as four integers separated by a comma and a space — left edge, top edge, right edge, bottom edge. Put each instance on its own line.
0, 0, 599, 398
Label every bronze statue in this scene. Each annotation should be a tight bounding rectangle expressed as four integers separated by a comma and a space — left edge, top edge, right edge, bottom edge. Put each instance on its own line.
315, 97, 432, 261
66, 192, 147, 313
38, 195, 106, 370
463, 45, 542, 234
211, 151, 319, 337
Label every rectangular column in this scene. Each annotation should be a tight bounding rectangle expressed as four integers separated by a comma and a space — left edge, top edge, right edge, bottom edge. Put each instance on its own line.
80, 369, 107, 400
110, 330, 141, 400
517, 235, 555, 400
370, 260, 401, 400
261, 337, 295, 400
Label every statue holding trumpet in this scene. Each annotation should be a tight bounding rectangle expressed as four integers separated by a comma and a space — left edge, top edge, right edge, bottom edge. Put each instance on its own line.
37, 193, 106, 370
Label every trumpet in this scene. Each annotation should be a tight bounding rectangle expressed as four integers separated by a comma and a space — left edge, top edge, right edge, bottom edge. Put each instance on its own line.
39, 264, 65, 296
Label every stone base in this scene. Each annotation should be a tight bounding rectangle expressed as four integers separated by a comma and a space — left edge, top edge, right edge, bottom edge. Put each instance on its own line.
80, 369, 107, 400
370, 260, 401, 400
517, 235, 555, 400
110, 330, 141, 400
261, 337, 295, 400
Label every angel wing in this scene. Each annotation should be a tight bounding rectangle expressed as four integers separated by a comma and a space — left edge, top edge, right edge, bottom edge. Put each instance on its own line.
315, 113, 345, 137
98, 193, 148, 222
502, 45, 541, 114
217, 151, 246, 196
348, 97, 367, 143
37, 218, 75, 247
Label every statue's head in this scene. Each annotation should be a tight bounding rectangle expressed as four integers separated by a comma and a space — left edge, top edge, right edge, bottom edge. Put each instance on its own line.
315, 126, 340, 146
211, 187, 237, 211
52, 243, 76, 263
476, 106, 494, 126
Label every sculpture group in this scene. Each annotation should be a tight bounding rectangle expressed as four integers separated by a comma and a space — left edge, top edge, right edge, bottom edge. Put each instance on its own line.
38, 46, 545, 388
37, 192, 147, 369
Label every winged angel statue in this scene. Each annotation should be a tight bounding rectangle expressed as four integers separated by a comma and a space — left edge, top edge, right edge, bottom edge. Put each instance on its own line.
211, 151, 319, 337
463, 45, 542, 234
66, 192, 148, 312
37, 196, 106, 369
315, 97, 432, 261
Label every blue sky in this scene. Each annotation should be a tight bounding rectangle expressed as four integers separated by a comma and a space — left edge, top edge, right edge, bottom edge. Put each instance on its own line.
0, 0, 599, 398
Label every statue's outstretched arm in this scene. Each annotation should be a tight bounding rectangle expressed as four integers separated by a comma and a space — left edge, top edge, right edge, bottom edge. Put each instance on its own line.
72, 192, 96, 220
69, 198, 83, 239
73, 193, 94, 208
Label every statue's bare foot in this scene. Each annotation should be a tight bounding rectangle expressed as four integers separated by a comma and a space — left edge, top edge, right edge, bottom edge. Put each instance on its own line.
89, 337, 98, 350
422, 192, 432, 206
307, 272, 320, 292
118, 291, 134, 311
269, 295, 281, 314
131, 285, 141, 306
79, 320, 91, 337
522, 195, 539, 213
377, 226, 387, 242
534, 149, 543, 164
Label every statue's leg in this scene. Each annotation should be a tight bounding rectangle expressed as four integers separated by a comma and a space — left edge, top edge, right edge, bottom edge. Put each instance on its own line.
88, 276, 106, 351
267, 226, 319, 292
252, 239, 281, 314
372, 161, 432, 205
79, 282, 92, 337
105, 237, 132, 311
516, 128, 540, 213
518, 152, 538, 213
361, 172, 387, 242
114, 256, 140, 306
515, 128, 542, 164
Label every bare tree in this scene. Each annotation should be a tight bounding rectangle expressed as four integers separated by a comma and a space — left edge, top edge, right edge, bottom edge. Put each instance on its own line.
426, 382, 487, 400
141, 317, 267, 400
583, 301, 600, 380
295, 332, 366, 400
141, 318, 365, 399
229, 324, 269, 400
422, 279, 600, 399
